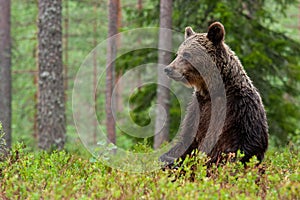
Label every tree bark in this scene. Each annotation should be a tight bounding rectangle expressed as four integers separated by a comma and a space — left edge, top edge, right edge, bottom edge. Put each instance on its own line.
115, 0, 123, 113
106, 0, 118, 144
137, 0, 142, 10
93, 3, 98, 145
63, 0, 69, 102
37, 0, 66, 150
0, 0, 12, 148
154, 0, 173, 149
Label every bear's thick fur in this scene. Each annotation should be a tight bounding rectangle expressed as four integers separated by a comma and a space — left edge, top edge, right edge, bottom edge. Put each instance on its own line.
160, 22, 268, 165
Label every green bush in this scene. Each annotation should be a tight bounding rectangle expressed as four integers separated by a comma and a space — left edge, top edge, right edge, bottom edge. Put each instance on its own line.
0, 142, 299, 199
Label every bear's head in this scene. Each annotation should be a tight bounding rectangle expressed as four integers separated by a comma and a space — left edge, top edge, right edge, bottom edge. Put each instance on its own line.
164, 22, 225, 92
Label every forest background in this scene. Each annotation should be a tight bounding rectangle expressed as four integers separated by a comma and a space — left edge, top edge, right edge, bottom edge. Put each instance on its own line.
8, 0, 300, 151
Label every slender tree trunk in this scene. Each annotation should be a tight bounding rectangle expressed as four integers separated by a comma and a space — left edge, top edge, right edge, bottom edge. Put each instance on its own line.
33, 0, 39, 141
299, 1, 300, 40
136, 0, 142, 90
93, 3, 98, 145
106, 0, 118, 144
37, 0, 66, 150
137, 0, 142, 10
154, 0, 173, 149
0, 0, 12, 148
116, 0, 122, 47
115, 0, 123, 113
63, 0, 69, 102
33, 47, 38, 141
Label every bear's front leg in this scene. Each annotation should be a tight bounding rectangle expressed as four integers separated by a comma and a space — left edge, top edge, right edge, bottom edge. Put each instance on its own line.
159, 140, 198, 168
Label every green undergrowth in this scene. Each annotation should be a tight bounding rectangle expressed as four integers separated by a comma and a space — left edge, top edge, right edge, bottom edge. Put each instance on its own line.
0, 143, 299, 200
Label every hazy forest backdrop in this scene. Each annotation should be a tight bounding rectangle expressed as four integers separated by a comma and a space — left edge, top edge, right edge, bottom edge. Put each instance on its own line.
0, 0, 300, 199
2, 0, 299, 151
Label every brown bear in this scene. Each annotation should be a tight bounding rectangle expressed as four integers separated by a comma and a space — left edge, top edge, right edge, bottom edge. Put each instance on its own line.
160, 22, 268, 166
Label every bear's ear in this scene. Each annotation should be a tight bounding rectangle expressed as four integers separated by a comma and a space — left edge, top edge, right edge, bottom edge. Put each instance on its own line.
207, 22, 225, 45
185, 26, 195, 40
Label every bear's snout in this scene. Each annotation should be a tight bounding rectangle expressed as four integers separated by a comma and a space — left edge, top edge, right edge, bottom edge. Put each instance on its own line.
164, 66, 173, 75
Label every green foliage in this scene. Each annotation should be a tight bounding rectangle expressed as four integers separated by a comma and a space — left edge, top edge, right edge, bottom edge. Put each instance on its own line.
129, 83, 157, 127
0, 143, 299, 199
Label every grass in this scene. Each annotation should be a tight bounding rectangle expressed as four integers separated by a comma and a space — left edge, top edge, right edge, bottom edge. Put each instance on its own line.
0, 141, 299, 200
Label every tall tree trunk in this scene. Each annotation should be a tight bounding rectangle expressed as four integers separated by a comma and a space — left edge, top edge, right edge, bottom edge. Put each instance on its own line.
106, 0, 118, 144
136, 0, 143, 90
115, 0, 123, 113
37, 0, 66, 150
0, 0, 12, 148
154, 0, 173, 149
93, 3, 98, 145
63, 0, 69, 102
33, 0, 39, 141
299, 1, 300, 40
137, 0, 142, 10
116, 0, 122, 47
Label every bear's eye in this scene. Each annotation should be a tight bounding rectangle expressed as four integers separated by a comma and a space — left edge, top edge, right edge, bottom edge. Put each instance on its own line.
182, 52, 191, 60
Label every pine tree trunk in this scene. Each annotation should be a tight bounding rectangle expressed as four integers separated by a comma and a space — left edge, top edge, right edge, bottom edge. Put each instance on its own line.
63, 0, 69, 102
115, 0, 123, 113
93, 3, 98, 145
37, 0, 65, 150
106, 0, 118, 144
0, 0, 12, 148
154, 0, 173, 149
